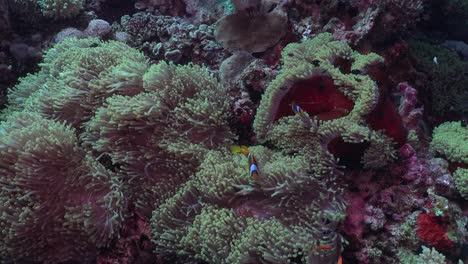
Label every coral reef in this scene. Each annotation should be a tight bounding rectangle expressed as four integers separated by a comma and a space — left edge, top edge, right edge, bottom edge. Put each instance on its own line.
214, 6, 287, 53
113, 12, 227, 66
8, 0, 84, 21
1, 0, 468, 263
409, 39, 468, 117
254, 33, 400, 169
0, 38, 233, 262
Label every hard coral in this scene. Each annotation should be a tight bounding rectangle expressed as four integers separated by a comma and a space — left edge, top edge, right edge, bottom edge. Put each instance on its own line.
115, 12, 226, 66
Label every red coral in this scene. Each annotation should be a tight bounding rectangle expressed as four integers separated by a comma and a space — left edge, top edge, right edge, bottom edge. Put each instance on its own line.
416, 212, 454, 252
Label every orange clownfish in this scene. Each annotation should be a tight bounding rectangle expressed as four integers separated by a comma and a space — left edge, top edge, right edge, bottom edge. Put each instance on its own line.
247, 152, 260, 181
291, 102, 307, 117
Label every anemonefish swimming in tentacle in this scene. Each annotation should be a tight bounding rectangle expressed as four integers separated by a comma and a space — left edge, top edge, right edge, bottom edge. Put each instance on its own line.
291, 101, 307, 117
247, 152, 261, 181
230, 145, 261, 181
291, 102, 314, 128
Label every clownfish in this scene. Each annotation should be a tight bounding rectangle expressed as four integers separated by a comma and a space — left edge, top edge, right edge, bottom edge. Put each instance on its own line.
230, 145, 261, 181
291, 102, 307, 117
247, 153, 261, 181
291, 102, 314, 128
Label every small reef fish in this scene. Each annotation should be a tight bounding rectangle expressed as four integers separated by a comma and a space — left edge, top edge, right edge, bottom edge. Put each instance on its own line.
230, 145, 261, 181
291, 101, 307, 117
337, 255, 343, 264
230, 145, 250, 156
291, 102, 314, 128
247, 153, 261, 181
317, 245, 332, 250
433, 56, 438, 65
314, 244, 342, 264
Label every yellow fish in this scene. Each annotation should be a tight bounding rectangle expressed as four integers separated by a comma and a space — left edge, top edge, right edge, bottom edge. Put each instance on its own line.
230, 145, 250, 156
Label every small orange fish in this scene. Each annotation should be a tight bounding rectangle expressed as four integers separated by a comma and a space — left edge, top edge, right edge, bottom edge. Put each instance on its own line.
337, 255, 343, 264
317, 245, 333, 250
291, 102, 307, 117
247, 153, 260, 181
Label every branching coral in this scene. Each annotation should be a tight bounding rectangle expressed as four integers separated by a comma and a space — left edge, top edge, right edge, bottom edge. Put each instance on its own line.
0, 112, 125, 263
114, 12, 226, 66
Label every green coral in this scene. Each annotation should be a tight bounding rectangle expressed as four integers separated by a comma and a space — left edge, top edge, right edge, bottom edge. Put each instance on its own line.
453, 168, 468, 199
430, 121, 468, 164
430, 121, 468, 199
398, 246, 447, 264
409, 40, 468, 115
